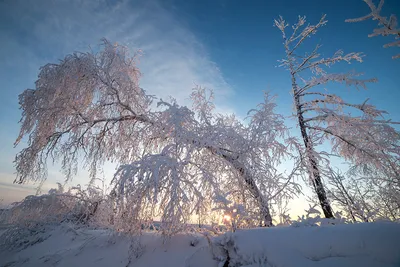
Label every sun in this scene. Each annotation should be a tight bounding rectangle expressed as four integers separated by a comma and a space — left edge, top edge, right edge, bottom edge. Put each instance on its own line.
223, 214, 231, 221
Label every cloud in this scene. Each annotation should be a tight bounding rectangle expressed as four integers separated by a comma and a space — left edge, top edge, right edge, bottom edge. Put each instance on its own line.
0, 0, 233, 107
0, 172, 60, 206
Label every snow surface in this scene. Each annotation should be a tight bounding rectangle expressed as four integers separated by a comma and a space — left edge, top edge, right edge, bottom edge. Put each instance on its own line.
214, 222, 400, 267
0, 222, 399, 267
0, 224, 217, 267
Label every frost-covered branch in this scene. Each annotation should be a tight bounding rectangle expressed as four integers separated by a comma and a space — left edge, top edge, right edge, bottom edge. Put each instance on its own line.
346, 0, 400, 59
295, 50, 364, 75
298, 73, 377, 95
274, 15, 328, 56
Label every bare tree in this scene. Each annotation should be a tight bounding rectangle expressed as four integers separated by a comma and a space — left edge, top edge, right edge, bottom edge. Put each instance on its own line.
346, 0, 399, 59
14, 39, 297, 229
274, 15, 399, 219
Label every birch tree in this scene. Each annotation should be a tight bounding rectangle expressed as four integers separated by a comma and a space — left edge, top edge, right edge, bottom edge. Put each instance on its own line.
14, 39, 297, 229
274, 15, 399, 219
346, 0, 400, 59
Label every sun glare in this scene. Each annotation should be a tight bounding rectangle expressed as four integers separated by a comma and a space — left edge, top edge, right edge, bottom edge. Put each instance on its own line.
223, 215, 231, 221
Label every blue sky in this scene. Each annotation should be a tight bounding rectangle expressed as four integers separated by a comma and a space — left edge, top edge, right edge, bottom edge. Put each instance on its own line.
0, 0, 399, 209
166, 0, 400, 115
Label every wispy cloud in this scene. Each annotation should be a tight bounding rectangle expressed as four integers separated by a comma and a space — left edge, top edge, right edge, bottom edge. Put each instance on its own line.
0, 172, 59, 206
0, 0, 233, 107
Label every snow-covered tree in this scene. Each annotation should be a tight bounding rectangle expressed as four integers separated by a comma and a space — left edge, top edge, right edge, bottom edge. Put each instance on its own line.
346, 0, 400, 59
14, 39, 297, 230
347, 163, 400, 221
4, 182, 107, 228
274, 15, 399, 219
326, 168, 373, 222
110, 89, 300, 229
326, 165, 400, 222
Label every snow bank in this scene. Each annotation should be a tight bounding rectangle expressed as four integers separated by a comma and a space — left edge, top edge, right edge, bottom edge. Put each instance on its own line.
213, 222, 400, 267
0, 224, 218, 267
1, 222, 399, 267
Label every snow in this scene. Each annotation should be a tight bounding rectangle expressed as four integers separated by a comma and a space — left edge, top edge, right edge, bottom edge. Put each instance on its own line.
0, 223, 218, 267
214, 222, 400, 267
1, 222, 399, 267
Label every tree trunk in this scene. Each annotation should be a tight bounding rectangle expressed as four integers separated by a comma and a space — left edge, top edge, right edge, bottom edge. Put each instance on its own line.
290, 72, 334, 219
220, 151, 273, 226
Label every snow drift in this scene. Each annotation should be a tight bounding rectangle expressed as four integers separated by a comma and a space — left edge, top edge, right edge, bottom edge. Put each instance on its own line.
214, 222, 400, 267
1, 222, 399, 267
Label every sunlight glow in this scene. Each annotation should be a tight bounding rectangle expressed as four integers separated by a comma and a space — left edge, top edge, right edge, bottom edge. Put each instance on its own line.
223, 214, 231, 221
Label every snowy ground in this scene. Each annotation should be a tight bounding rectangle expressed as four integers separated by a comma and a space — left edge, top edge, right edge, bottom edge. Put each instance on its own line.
0, 222, 399, 267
